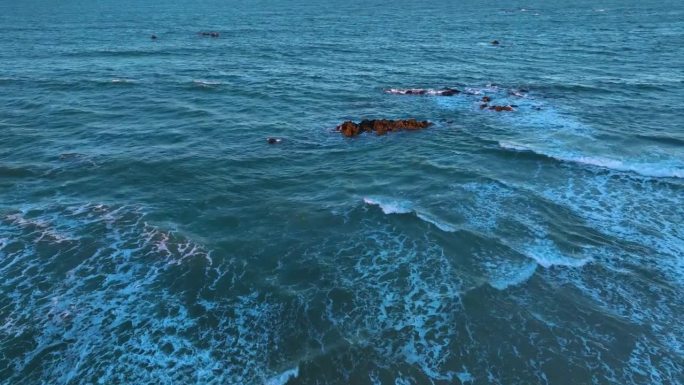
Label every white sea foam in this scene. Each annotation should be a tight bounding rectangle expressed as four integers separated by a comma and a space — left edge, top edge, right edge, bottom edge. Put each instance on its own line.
316, 219, 463, 382
456, 369, 475, 383
0, 204, 289, 385
265, 367, 299, 385
499, 141, 684, 179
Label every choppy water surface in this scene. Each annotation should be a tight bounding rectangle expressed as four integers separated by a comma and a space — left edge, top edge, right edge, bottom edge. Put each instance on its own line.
1, 0, 683, 384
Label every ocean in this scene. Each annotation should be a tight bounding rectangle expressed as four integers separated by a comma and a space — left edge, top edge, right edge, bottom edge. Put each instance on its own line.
1, 0, 683, 384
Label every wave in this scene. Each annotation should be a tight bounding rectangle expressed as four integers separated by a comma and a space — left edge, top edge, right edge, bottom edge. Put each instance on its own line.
635, 134, 684, 147
110, 78, 136, 85
499, 141, 684, 179
64, 49, 174, 58
363, 197, 456, 232
523, 239, 593, 268
192, 79, 222, 88
487, 261, 537, 290
0, 164, 36, 178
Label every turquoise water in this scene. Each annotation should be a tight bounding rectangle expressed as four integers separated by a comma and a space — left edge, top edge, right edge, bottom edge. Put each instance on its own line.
1, 0, 683, 384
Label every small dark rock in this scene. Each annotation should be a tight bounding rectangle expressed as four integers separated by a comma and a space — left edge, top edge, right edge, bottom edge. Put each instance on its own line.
491, 40, 500, 45
151, 34, 157, 40
489, 105, 514, 112
481, 96, 491, 103
440, 88, 460, 96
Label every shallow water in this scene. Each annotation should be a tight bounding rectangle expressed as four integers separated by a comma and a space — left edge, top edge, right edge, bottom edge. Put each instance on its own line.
1, 0, 683, 384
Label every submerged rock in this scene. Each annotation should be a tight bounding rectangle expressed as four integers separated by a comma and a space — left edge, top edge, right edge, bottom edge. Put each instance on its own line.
336, 119, 432, 137
489, 105, 514, 112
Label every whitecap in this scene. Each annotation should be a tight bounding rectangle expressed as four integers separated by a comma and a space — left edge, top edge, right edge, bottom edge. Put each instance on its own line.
364, 197, 457, 232
363, 197, 412, 214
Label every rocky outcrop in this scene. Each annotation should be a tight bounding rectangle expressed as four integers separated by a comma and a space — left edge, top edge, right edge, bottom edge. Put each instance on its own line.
336, 119, 432, 137
385, 88, 460, 96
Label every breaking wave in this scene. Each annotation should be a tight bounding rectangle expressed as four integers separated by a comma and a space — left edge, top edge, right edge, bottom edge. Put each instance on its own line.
499, 141, 684, 179
363, 197, 456, 232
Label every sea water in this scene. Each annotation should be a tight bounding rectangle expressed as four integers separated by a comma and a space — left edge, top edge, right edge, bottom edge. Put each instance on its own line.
1, 0, 683, 384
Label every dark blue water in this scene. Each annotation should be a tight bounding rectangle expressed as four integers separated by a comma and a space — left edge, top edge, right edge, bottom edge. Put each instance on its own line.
1, 1, 683, 384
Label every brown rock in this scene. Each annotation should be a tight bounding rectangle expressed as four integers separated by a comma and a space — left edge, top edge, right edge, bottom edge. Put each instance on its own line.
336, 119, 432, 137
337, 121, 361, 137
482, 96, 491, 103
